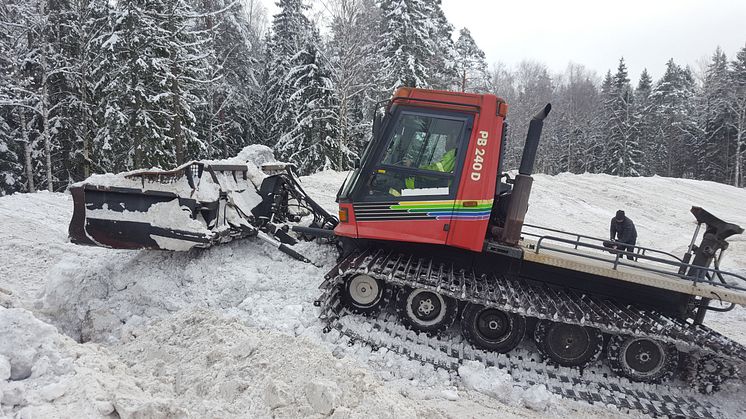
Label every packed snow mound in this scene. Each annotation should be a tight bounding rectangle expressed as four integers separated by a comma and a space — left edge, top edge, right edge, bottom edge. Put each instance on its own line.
0, 307, 181, 418
234, 144, 278, 167
113, 308, 448, 418
38, 239, 337, 343
3, 171, 746, 418
205, 143, 278, 187
527, 173, 746, 260
458, 361, 554, 411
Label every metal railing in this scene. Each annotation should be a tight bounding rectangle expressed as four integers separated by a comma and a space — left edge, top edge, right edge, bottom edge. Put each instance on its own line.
523, 223, 684, 263
521, 224, 746, 295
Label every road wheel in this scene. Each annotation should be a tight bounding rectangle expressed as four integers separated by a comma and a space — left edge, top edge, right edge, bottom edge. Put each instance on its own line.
396, 288, 458, 333
341, 274, 386, 315
607, 335, 679, 383
461, 303, 525, 353
534, 320, 604, 367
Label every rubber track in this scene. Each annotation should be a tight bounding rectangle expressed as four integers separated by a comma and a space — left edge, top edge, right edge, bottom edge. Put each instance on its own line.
314, 248, 746, 418
317, 279, 731, 418
324, 248, 746, 364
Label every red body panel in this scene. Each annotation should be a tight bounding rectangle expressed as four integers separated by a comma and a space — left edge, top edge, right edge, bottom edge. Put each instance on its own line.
334, 88, 507, 253
335, 202, 357, 237
448, 94, 503, 251
355, 219, 449, 244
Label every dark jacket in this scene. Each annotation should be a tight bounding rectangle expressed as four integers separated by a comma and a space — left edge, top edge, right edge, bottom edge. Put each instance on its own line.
610, 216, 637, 244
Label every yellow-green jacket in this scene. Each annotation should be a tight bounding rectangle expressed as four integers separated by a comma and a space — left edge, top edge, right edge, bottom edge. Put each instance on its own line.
405, 149, 456, 189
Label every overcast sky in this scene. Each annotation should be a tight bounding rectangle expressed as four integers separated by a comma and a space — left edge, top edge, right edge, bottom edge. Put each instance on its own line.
261, 0, 746, 83
441, 0, 746, 82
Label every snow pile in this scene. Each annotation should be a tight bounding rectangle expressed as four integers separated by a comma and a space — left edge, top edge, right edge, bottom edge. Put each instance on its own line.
112, 308, 446, 418
37, 239, 336, 344
2, 170, 746, 418
205, 144, 277, 188
0, 307, 180, 418
234, 144, 278, 167
0, 287, 16, 309
458, 361, 554, 411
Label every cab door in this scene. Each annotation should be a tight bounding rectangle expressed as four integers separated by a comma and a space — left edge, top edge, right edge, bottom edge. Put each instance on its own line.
351, 107, 473, 245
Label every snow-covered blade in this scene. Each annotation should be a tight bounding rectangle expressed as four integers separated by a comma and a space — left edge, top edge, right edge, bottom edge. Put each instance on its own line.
68, 161, 263, 251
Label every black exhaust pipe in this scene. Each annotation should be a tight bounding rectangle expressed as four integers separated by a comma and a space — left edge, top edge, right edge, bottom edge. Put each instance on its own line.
519, 103, 552, 175
497, 104, 551, 246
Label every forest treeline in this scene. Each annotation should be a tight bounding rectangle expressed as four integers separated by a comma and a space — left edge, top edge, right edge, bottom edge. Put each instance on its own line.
1, 0, 745, 195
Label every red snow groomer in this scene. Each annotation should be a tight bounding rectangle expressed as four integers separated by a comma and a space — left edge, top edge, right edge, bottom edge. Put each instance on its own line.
69, 88, 746, 417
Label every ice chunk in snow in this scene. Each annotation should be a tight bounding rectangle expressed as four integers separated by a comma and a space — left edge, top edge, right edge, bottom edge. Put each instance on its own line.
2, 381, 25, 406
0, 355, 10, 381
39, 382, 66, 402
235, 144, 277, 167
459, 361, 554, 412
264, 380, 291, 409
304, 379, 339, 414
0, 308, 59, 380
521, 384, 552, 411
441, 389, 459, 401
458, 360, 515, 404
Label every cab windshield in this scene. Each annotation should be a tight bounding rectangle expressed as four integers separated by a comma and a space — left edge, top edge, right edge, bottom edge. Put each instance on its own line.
381, 114, 463, 173
359, 109, 471, 199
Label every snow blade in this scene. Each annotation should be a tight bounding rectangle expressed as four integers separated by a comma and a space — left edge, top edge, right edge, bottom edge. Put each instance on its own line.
68, 161, 263, 251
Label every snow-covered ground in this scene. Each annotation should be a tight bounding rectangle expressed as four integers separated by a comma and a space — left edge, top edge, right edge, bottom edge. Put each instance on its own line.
1, 170, 746, 418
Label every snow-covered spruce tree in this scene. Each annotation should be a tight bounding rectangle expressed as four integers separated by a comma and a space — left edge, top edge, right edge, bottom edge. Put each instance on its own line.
634, 68, 656, 176
0, 113, 22, 195
97, 0, 207, 170
275, 38, 347, 174
192, 0, 264, 160
454, 28, 491, 93
0, 0, 46, 192
0, 2, 22, 194
422, 0, 457, 90
649, 59, 700, 178
601, 58, 641, 177
262, 0, 310, 150
699, 48, 735, 183
263, 0, 343, 174
41, 0, 114, 186
729, 44, 746, 187
60, 0, 116, 180
0, 0, 59, 191
327, 0, 382, 169
378, 0, 432, 90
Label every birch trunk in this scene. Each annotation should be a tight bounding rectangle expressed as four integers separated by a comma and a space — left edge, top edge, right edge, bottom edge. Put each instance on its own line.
40, 0, 53, 191
81, 61, 90, 178
18, 109, 35, 192
735, 115, 743, 188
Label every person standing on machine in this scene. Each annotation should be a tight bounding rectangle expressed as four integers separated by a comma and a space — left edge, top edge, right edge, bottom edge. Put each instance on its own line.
610, 210, 638, 260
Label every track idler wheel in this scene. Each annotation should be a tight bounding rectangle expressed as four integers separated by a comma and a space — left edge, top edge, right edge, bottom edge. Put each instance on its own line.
534, 320, 604, 367
460, 303, 526, 353
341, 274, 386, 315
396, 288, 458, 333
607, 335, 679, 383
